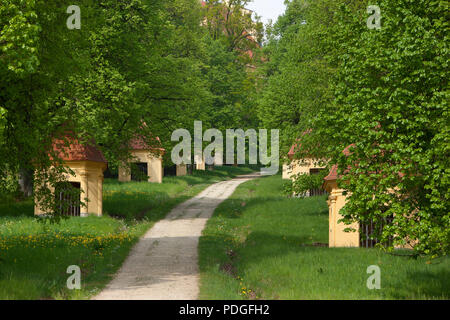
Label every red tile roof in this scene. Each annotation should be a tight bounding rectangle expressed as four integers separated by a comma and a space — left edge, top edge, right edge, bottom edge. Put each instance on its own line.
287, 143, 299, 159
129, 135, 165, 153
322, 144, 406, 183
323, 144, 355, 181
324, 164, 338, 181
323, 143, 355, 181
287, 129, 314, 159
52, 137, 107, 163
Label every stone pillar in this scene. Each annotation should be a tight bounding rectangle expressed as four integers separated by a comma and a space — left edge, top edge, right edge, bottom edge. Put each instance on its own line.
80, 172, 89, 217
328, 188, 359, 247
33, 172, 46, 215
328, 195, 337, 247
97, 174, 104, 216
176, 164, 187, 176
118, 164, 131, 182
148, 157, 163, 183
282, 164, 290, 180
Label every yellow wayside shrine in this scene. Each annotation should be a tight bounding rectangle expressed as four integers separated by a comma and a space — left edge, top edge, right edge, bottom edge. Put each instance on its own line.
34, 136, 107, 217
118, 135, 165, 183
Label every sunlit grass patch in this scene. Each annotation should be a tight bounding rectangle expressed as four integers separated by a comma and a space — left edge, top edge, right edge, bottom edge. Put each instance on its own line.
199, 175, 450, 300
0, 165, 255, 299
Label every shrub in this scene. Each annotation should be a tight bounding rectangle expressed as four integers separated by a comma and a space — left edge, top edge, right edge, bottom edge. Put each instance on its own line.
291, 170, 328, 197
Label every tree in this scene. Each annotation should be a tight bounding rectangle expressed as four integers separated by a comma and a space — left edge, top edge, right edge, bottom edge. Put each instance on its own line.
0, 0, 94, 200
322, 0, 449, 257
0, 0, 265, 215
257, 0, 346, 157
0, 0, 211, 213
259, 0, 449, 257
202, 0, 263, 53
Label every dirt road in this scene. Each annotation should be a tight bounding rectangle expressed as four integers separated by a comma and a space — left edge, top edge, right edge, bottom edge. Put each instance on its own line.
93, 173, 259, 300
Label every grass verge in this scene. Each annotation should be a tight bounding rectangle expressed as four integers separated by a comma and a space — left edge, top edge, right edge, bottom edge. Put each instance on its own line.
198, 175, 450, 300
0, 165, 255, 299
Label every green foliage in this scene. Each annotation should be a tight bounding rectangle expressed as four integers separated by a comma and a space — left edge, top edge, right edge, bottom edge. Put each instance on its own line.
291, 170, 328, 197
0, 171, 22, 201
203, 0, 263, 53
319, 0, 449, 257
257, 0, 342, 157
199, 0, 263, 133
259, 0, 449, 257
0, 0, 40, 77
282, 172, 328, 198
282, 179, 293, 196
0, 166, 255, 299
199, 175, 450, 300
0, 0, 262, 216
201, 34, 259, 131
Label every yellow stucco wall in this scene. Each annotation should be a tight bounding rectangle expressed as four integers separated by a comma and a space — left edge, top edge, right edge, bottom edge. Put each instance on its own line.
323, 179, 418, 249
118, 150, 163, 183
282, 159, 327, 180
324, 180, 360, 247
34, 161, 106, 216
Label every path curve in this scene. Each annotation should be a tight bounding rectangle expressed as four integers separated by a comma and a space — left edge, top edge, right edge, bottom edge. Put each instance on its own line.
94, 173, 259, 300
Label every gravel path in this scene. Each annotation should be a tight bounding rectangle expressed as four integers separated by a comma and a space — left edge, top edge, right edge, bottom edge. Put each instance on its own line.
93, 173, 259, 300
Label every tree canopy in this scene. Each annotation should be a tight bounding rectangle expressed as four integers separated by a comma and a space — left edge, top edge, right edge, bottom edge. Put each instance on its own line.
2, 0, 448, 257
258, 0, 449, 257
0, 0, 263, 214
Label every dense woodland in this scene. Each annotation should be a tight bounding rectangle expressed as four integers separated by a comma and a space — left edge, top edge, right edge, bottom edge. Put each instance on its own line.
1, 0, 448, 257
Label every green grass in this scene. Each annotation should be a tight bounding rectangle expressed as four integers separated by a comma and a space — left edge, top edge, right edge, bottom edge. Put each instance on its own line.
198, 175, 450, 300
0, 165, 256, 300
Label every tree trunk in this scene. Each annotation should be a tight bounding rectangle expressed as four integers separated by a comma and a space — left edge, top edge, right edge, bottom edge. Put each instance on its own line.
18, 167, 33, 197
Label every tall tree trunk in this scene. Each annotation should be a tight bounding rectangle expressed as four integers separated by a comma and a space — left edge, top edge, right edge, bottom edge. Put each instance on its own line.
18, 167, 33, 198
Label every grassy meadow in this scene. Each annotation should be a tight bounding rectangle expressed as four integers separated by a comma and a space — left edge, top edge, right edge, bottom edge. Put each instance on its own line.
0, 165, 256, 299
198, 175, 450, 300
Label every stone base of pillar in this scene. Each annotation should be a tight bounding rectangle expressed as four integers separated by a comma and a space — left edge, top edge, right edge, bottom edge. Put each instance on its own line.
176, 164, 187, 176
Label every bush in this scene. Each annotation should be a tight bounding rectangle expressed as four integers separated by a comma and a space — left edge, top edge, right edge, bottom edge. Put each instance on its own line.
0, 173, 23, 202
291, 170, 328, 197
282, 179, 293, 196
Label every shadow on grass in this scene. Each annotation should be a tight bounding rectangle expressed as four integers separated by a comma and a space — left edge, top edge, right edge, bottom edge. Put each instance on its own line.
213, 195, 328, 220
0, 165, 257, 220
212, 231, 322, 265
103, 191, 168, 217
0, 200, 34, 218
202, 230, 450, 299
103, 167, 259, 223
199, 231, 313, 264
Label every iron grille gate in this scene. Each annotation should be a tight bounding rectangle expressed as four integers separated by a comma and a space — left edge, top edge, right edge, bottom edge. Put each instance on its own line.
55, 182, 81, 217
309, 188, 327, 197
131, 162, 148, 181
360, 216, 394, 248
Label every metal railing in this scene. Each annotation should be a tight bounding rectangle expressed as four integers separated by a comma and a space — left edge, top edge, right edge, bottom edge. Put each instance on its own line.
360, 216, 394, 248
56, 182, 81, 217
